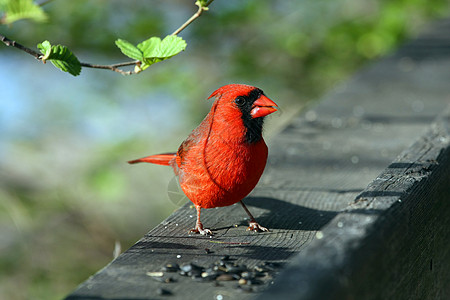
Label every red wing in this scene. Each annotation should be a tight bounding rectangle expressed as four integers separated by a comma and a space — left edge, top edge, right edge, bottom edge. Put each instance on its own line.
176, 135, 196, 168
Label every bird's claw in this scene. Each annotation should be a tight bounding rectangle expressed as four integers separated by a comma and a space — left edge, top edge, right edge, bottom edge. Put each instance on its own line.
247, 222, 269, 232
189, 227, 213, 236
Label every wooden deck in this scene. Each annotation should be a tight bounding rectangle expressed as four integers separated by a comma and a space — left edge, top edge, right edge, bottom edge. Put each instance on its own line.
66, 19, 450, 300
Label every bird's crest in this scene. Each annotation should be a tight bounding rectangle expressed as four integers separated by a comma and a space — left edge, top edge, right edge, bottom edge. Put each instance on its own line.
208, 84, 254, 100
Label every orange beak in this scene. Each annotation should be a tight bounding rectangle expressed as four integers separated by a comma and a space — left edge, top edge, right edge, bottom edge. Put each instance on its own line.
250, 95, 278, 119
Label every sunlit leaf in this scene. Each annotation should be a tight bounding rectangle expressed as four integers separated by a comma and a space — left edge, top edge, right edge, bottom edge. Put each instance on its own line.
115, 39, 143, 61
37, 40, 81, 76
137, 37, 161, 58
140, 36, 187, 59
37, 40, 51, 59
157, 35, 187, 58
116, 36, 186, 70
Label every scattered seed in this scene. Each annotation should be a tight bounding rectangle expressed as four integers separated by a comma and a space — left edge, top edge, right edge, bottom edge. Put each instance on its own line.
240, 271, 255, 280
146, 271, 164, 277
161, 263, 180, 272
225, 263, 246, 274
253, 265, 266, 273
201, 271, 209, 278
151, 256, 281, 292
180, 263, 202, 273
216, 274, 236, 281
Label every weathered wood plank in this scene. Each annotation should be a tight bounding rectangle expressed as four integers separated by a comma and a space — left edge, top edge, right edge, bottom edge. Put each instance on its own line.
66, 19, 450, 300
259, 105, 450, 300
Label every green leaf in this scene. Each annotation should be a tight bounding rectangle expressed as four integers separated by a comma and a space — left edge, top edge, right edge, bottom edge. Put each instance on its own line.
139, 35, 187, 66
115, 39, 143, 61
37, 40, 51, 59
0, 0, 47, 24
37, 40, 81, 76
48, 45, 81, 76
157, 35, 187, 58
115, 36, 186, 70
137, 37, 161, 58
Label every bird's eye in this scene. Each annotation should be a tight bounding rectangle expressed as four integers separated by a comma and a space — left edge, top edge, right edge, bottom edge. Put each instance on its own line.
235, 96, 246, 106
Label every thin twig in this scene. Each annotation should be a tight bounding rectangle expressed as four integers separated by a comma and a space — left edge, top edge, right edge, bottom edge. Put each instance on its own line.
1, 34, 42, 59
171, 0, 215, 36
80, 62, 134, 75
0, 0, 215, 75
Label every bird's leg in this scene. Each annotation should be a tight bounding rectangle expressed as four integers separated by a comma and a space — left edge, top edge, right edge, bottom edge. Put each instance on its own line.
189, 205, 213, 236
239, 200, 269, 232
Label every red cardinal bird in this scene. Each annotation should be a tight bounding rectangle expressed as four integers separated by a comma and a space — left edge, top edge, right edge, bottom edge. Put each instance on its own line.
129, 84, 278, 235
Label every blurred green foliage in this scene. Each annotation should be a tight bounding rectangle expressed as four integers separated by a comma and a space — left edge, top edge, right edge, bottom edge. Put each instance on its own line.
0, 1, 449, 300
0, 0, 47, 24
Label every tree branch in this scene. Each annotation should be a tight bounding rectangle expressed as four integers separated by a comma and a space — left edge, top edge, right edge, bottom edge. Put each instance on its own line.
1, 34, 42, 59
0, 33, 140, 75
0, 0, 215, 75
80, 61, 137, 75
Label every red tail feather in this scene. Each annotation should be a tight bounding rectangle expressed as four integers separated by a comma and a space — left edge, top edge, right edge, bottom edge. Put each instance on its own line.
128, 153, 176, 166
